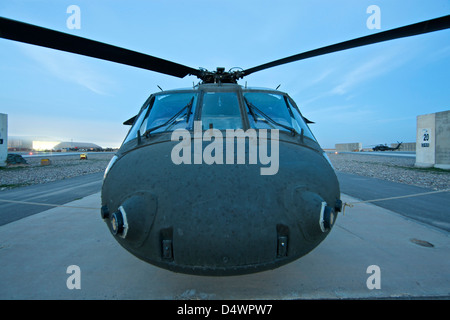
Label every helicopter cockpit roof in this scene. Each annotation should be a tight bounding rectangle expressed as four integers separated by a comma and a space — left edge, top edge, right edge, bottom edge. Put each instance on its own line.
152, 83, 285, 94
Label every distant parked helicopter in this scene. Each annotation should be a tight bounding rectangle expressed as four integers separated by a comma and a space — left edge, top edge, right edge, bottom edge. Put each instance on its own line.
0, 15, 448, 275
372, 142, 403, 151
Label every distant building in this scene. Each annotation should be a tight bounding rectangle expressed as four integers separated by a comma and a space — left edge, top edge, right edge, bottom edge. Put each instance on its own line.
7, 136, 35, 151
54, 141, 102, 151
33, 140, 61, 151
335, 142, 362, 152
8, 136, 102, 151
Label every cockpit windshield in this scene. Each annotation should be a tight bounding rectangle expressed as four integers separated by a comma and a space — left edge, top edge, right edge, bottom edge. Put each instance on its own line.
124, 92, 197, 144
200, 92, 243, 130
144, 93, 197, 133
123, 89, 316, 145
243, 92, 315, 140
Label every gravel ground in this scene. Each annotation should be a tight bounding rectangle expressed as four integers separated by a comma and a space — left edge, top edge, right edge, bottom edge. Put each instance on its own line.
328, 152, 449, 191
0, 153, 114, 190
0, 151, 449, 191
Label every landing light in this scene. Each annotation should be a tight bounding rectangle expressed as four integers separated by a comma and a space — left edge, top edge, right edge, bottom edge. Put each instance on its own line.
319, 202, 335, 232
110, 211, 123, 235
110, 206, 129, 238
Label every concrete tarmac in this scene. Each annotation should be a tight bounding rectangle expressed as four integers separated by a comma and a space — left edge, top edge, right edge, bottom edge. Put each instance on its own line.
0, 172, 104, 226
337, 172, 450, 232
0, 192, 448, 300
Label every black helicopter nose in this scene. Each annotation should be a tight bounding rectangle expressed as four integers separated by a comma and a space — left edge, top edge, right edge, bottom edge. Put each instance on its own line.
101, 137, 340, 276
101, 187, 338, 275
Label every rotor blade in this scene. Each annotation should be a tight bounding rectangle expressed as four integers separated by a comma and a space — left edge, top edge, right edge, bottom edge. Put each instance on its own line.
243, 15, 450, 76
0, 17, 200, 78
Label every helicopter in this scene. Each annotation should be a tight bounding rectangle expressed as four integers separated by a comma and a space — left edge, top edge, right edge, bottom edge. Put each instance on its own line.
372, 142, 403, 151
1, 15, 449, 276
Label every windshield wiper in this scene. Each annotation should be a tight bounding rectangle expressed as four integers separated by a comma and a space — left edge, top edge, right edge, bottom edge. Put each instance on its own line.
244, 97, 296, 135
244, 97, 258, 122
185, 96, 194, 123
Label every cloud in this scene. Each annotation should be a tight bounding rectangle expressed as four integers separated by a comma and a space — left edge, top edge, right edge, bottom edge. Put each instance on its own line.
20, 44, 115, 95
426, 44, 450, 62
329, 45, 412, 96
331, 56, 391, 95
289, 45, 412, 108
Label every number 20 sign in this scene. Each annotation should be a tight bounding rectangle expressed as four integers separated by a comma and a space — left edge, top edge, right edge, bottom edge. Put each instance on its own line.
421, 128, 430, 148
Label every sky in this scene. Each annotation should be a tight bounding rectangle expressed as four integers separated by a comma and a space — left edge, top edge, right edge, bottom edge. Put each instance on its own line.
0, 0, 449, 148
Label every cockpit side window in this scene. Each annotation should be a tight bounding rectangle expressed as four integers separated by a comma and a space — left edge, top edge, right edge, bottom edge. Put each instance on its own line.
123, 101, 151, 144
285, 98, 316, 141
200, 92, 243, 130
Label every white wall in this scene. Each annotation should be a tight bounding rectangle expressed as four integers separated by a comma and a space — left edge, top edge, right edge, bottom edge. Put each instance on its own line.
415, 111, 450, 169
0, 114, 7, 167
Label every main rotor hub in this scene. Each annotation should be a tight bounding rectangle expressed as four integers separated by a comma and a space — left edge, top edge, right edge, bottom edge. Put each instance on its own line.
195, 67, 245, 84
